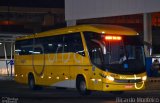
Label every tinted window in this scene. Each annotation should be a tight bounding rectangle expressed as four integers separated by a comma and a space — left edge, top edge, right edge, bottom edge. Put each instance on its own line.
83, 32, 104, 67
35, 35, 63, 54
15, 39, 33, 55
64, 33, 85, 56
15, 32, 84, 56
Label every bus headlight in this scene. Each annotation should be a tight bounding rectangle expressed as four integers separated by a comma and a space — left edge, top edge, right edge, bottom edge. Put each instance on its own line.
142, 76, 147, 81
106, 76, 114, 81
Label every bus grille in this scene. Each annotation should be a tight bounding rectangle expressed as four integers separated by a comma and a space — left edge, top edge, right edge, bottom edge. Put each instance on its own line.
114, 79, 142, 83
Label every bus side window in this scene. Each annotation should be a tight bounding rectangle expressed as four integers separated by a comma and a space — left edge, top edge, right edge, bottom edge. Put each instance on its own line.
15, 39, 33, 55
33, 47, 43, 54
64, 33, 85, 56
35, 35, 63, 54
89, 41, 103, 66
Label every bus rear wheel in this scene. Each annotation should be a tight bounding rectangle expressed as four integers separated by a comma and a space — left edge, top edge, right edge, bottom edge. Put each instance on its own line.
76, 77, 91, 95
28, 74, 41, 90
28, 75, 36, 90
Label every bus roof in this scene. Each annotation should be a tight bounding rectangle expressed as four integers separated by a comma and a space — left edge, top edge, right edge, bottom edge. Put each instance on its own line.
16, 24, 138, 41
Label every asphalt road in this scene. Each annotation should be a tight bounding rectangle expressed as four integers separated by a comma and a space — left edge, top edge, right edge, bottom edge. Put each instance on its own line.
0, 80, 160, 103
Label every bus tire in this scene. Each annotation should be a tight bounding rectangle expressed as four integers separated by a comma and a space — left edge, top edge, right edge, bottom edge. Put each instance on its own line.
28, 74, 38, 90
76, 76, 91, 95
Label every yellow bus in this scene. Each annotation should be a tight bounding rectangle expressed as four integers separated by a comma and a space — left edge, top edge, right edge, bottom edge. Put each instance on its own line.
14, 24, 147, 95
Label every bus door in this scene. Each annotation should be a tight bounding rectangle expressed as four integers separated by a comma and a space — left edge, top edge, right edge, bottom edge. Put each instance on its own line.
83, 32, 107, 90
89, 40, 103, 90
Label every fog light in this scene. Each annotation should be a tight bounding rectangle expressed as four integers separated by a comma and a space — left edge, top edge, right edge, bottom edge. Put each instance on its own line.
142, 76, 147, 81
106, 76, 114, 81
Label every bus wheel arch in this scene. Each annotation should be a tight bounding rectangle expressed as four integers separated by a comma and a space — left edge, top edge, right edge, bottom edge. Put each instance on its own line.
76, 74, 91, 95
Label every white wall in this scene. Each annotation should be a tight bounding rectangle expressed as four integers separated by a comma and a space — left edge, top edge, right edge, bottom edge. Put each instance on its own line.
65, 0, 160, 20
0, 42, 14, 58
0, 61, 14, 75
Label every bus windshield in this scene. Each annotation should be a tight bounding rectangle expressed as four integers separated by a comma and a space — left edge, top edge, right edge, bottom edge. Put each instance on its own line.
84, 32, 146, 75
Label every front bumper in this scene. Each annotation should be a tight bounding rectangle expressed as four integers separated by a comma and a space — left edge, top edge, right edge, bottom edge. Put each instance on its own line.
102, 81, 146, 91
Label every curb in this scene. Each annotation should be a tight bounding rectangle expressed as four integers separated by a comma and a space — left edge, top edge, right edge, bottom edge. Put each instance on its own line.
0, 76, 14, 80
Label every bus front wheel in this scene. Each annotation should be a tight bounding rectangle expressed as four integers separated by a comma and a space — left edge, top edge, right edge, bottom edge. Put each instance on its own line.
76, 76, 91, 95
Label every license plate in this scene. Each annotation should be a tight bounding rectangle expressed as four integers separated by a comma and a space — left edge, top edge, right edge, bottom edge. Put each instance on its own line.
125, 85, 133, 89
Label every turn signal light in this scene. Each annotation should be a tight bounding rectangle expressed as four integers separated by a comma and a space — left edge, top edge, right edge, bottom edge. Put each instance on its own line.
105, 36, 122, 40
